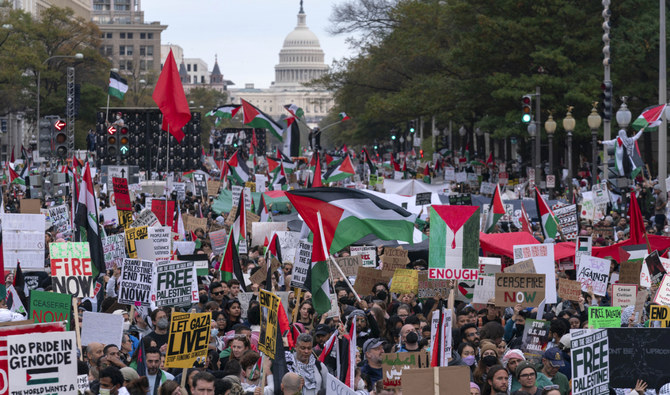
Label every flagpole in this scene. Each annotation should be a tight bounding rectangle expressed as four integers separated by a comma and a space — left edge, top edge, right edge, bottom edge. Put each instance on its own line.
105, 94, 110, 125
165, 125, 170, 224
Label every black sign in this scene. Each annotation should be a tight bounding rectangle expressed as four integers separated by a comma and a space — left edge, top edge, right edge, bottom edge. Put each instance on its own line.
449, 195, 472, 206
415, 192, 431, 206
607, 328, 670, 389
193, 173, 207, 197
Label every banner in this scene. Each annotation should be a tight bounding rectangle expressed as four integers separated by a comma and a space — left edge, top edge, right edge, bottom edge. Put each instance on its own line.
125, 226, 148, 259
494, 273, 545, 307
521, 319, 550, 364
165, 312, 211, 368
610, 284, 637, 307
390, 269, 418, 294
113, 177, 132, 211
513, 244, 556, 303
7, 331, 77, 395
381, 351, 428, 389
291, 241, 311, 289
153, 261, 198, 307
587, 306, 621, 328
571, 329, 609, 395
576, 256, 610, 296
3, 213, 45, 269
50, 242, 94, 298
118, 259, 153, 306
102, 233, 126, 270
29, 289, 71, 324
259, 289, 280, 357
428, 206, 480, 280
350, 246, 376, 267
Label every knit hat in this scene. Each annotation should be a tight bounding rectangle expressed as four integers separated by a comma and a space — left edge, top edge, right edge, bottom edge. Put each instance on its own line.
470, 382, 480, 391
515, 361, 537, 380
480, 341, 499, 358
502, 349, 526, 368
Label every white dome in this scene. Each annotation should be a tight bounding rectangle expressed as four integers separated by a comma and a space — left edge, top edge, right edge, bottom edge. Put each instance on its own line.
282, 18, 321, 48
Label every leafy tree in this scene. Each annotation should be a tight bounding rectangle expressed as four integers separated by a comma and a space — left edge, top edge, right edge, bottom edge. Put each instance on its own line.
186, 87, 228, 147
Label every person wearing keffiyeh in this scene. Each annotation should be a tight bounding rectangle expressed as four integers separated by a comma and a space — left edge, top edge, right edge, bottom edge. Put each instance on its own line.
285, 333, 328, 395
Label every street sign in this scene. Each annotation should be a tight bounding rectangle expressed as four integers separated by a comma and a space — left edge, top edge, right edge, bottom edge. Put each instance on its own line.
546, 175, 555, 188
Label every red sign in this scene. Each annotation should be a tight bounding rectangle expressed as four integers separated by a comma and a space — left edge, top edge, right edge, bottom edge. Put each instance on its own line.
112, 177, 132, 211
151, 199, 175, 227
54, 120, 66, 130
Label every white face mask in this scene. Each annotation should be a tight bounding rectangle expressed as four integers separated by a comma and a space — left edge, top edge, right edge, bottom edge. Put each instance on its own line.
356, 379, 366, 391
100, 389, 111, 395
122, 321, 130, 331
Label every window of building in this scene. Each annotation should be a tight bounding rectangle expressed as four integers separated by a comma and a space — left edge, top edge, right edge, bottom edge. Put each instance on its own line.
140, 33, 146, 39
106, 32, 112, 39
140, 46, 145, 56
119, 45, 125, 55
120, 32, 126, 39
193, 64, 197, 72
201, 76, 205, 83
147, 60, 154, 70
127, 33, 133, 39
187, 64, 191, 72
0, 119, 6, 133
147, 33, 153, 39
126, 45, 134, 55
146, 46, 153, 56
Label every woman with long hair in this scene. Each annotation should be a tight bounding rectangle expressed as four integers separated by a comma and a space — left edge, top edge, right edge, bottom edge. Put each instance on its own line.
211, 311, 228, 351
224, 299, 242, 332
296, 300, 315, 331
219, 335, 250, 369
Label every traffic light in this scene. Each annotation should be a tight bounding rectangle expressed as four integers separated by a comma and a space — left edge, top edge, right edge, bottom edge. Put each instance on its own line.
420, 149, 424, 158
409, 120, 416, 133
119, 126, 130, 159
38, 117, 56, 158
107, 124, 118, 161
53, 119, 68, 158
521, 95, 532, 123
602, 81, 613, 120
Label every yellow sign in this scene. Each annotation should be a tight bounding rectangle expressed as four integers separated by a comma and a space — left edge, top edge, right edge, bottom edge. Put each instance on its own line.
117, 210, 134, 229
165, 312, 211, 368
125, 225, 148, 258
259, 289, 280, 357
650, 305, 670, 327
390, 269, 419, 294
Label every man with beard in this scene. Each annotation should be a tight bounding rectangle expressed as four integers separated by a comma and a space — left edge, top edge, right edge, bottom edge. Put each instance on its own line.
460, 323, 480, 350
145, 308, 170, 350
484, 365, 509, 395
145, 347, 174, 395
361, 338, 386, 388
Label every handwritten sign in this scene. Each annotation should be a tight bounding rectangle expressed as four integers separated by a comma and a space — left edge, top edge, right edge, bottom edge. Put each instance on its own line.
558, 278, 582, 302
494, 273, 545, 307
653, 274, 670, 306
381, 247, 410, 275
417, 271, 450, 299
350, 246, 376, 267
381, 351, 428, 389
102, 233, 126, 269
118, 259, 153, 306
259, 289, 280, 356
619, 261, 642, 286
390, 269, 419, 294
503, 259, 536, 274
588, 306, 621, 328
610, 284, 637, 307
113, 177, 132, 211
331, 255, 363, 278
576, 256, 610, 296
50, 242, 94, 298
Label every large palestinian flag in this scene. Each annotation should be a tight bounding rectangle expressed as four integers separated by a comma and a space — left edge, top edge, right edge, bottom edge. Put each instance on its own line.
428, 205, 480, 279
535, 187, 559, 240
227, 150, 250, 184
483, 184, 505, 233
323, 155, 355, 183
241, 99, 284, 141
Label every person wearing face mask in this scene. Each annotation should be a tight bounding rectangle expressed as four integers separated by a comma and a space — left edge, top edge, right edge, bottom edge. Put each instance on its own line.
472, 341, 501, 389
458, 343, 477, 379
99, 366, 129, 395
395, 324, 421, 352
504, 307, 529, 350
145, 308, 170, 350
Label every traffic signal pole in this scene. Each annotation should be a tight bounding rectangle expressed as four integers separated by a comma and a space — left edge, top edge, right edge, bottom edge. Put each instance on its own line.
535, 86, 541, 187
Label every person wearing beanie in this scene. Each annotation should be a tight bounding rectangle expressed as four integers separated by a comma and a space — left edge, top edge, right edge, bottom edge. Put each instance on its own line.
470, 381, 481, 395
473, 341, 501, 389
514, 361, 541, 395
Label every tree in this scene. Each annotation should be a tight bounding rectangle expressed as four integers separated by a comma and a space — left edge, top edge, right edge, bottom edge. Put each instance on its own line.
186, 87, 228, 148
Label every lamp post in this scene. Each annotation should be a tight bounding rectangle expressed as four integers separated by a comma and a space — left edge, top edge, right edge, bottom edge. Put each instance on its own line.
563, 106, 576, 201
458, 125, 467, 161
36, 53, 84, 124
544, 114, 557, 196
475, 127, 483, 158
587, 102, 603, 185
527, 121, 536, 176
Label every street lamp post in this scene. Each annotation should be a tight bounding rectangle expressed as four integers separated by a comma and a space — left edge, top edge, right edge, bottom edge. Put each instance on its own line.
563, 106, 576, 201
527, 122, 536, 178
36, 53, 84, 125
544, 114, 557, 196
587, 102, 603, 185
458, 125, 467, 162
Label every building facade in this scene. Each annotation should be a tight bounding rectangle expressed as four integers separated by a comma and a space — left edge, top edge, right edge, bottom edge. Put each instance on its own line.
161, 45, 233, 94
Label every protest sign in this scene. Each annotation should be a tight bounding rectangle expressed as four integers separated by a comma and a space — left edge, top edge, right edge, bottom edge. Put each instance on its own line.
444, 167, 455, 181
135, 239, 157, 261
209, 229, 227, 255
390, 269, 419, 294
415, 192, 431, 206
113, 177, 132, 211
401, 366, 470, 395
118, 259, 153, 306
177, 254, 209, 276
381, 247, 410, 275
250, 258, 281, 286
251, 222, 288, 247
503, 259, 536, 274
151, 199, 175, 227
173, 182, 186, 200
417, 271, 450, 299
81, 311, 123, 347
7, 331, 77, 395
645, 251, 667, 288
571, 329, 609, 395
473, 273, 496, 304
653, 273, 670, 306
430, 308, 453, 366
125, 225, 148, 259
50, 242, 94, 298
494, 273, 545, 307
20, 199, 41, 214
513, 244, 556, 303
618, 261, 642, 285
276, 231, 300, 263
574, 236, 592, 270
47, 204, 71, 234
3, 213, 45, 269
291, 241, 311, 289
102, 233, 126, 269
29, 289, 71, 323
148, 226, 172, 262
237, 292, 254, 319
610, 284, 637, 307
553, 204, 578, 240
588, 306, 621, 328
173, 241, 196, 255
649, 305, 670, 327
479, 181, 496, 195
133, 208, 160, 228
182, 214, 208, 234
153, 261, 198, 307
479, 257, 501, 274
232, 186, 252, 212
193, 173, 208, 197
259, 289, 280, 356
165, 312, 211, 368
520, 318, 550, 364
77, 375, 90, 393
576, 256, 610, 296
327, 374, 356, 395
428, 205, 480, 279
381, 351, 428, 389
207, 180, 221, 197
558, 278, 582, 302
354, 267, 392, 296
331, 255, 363, 277
117, 209, 133, 229
350, 246, 376, 267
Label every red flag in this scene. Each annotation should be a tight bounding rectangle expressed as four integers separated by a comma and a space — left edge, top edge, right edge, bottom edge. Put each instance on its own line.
628, 191, 647, 245
520, 202, 533, 234
250, 129, 258, 155
9, 147, 14, 164
313, 154, 323, 188
486, 152, 493, 165
152, 49, 191, 143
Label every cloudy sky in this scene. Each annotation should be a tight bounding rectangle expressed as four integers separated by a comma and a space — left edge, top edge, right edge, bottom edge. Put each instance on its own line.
141, 0, 356, 89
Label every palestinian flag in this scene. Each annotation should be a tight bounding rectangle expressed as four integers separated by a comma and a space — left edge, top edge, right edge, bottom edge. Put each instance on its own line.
339, 112, 350, 121
423, 164, 431, 184
362, 148, 377, 175
325, 154, 335, 165
486, 152, 494, 166
232, 188, 247, 253
271, 163, 288, 190
519, 202, 533, 234
483, 184, 505, 233
286, 188, 421, 258
318, 331, 338, 363
108, 71, 128, 100
219, 230, 247, 290
227, 150, 250, 185
284, 104, 304, 118
428, 205, 480, 275
312, 154, 323, 188
241, 99, 284, 141
323, 155, 355, 183
205, 104, 241, 122
535, 187, 559, 240
631, 104, 667, 132
277, 150, 296, 173
257, 194, 270, 222
74, 163, 105, 278
8, 165, 24, 186
26, 367, 59, 385
250, 129, 257, 155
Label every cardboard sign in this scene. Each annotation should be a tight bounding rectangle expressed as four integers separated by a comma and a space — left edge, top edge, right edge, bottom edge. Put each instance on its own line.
165, 312, 211, 368
50, 242, 94, 298
183, 214, 208, 233
3, 213, 46, 269
81, 311, 123, 347
428, 205, 480, 279
153, 260, 198, 307
649, 305, 670, 327
521, 319, 550, 364
610, 284, 637, 307
291, 241, 312, 289
618, 261, 642, 286
259, 289, 280, 356
350, 246, 376, 267
401, 366, 470, 395
133, 208, 160, 228
381, 351, 429, 389
415, 192, 431, 206
494, 273, 546, 307
381, 247, 410, 275
125, 226, 148, 259
354, 267, 392, 296
558, 278, 582, 302
588, 306, 621, 328
571, 329, 609, 395
29, 289, 71, 323
250, 258, 281, 286
207, 180, 221, 197
102, 233, 126, 270
118, 259, 153, 306
151, 199, 175, 227
20, 199, 41, 214
7, 331, 77, 395
331, 255, 363, 278
503, 259, 536, 274
113, 177, 132, 211
576, 256, 610, 296
390, 268, 419, 294
149, 226, 172, 262
513, 244, 556, 303
47, 204, 71, 234
417, 271, 450, 299
209, 229, 227, 255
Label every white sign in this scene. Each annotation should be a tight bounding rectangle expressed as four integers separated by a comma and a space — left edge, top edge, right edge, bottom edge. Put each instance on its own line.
327, 373, 357, 395
251, 222, 288, 247
81, 311, 124, 347
350, 246, 377, 267
107, 165, 129, 191
513, 244, 557, 303
291, 241, 312, 289
8, 331, 78, 395
546, 175, 555, 188
173, 182, 186, 201
653, 274, 670, 306
152, 260, 198, 307
173, 241, 196, 255
473, 274, 496, 304
133, 208, 160, 228
430, 308, 453, 366
149, 226, 172, 262
47, 204, 71, 234
232, 186, 252, 212
570, 329, 609, 395
576, 256, 610, 296
444, 167, 455, 181
479, 182, 496, 195
276, 231, 300, 264
574, 236, 592, 272
102, 233, 126, 270
2, 213, 45, 269
118, 259, 153, 306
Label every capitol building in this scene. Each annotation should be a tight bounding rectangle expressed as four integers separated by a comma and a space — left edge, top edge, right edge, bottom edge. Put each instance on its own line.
228, 2, 334, 129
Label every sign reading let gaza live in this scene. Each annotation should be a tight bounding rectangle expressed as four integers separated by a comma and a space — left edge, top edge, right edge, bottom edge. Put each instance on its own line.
428, 205, 480, 280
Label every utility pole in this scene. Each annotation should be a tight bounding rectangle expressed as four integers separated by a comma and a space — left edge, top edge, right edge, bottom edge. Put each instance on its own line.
659, 0, 667, 191
535, 86, 541, 186
603, 0, 612, 180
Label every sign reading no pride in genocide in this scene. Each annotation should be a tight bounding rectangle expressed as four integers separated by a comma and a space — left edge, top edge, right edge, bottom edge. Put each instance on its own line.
165, 312, 211, 368
153, 261, 198, 307
50, 242, 94, 298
